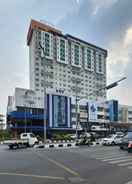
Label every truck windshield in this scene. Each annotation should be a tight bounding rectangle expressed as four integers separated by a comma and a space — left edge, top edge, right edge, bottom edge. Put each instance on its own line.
30, 134, 35, 138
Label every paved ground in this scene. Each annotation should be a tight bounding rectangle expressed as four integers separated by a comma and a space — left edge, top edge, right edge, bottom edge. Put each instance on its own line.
1, 145, 132, 183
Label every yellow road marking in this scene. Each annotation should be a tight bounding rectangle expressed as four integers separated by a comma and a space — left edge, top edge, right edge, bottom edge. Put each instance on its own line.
0, 172, 64, 180
47, 158, 80, 177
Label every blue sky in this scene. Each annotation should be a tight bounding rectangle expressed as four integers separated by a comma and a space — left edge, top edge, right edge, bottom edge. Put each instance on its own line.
0, 0, 132, 117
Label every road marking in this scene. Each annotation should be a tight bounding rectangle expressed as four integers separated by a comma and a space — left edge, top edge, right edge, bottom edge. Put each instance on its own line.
0, 172, 64, 180
103, 156, 131, 162
118, 162, 132, 166
47, 158, 80, 177
124, 180, 132, 184
35, 152, 80, 177
95, 153, 124, 159
127, 166, 132, 169
109, 158, 132, 164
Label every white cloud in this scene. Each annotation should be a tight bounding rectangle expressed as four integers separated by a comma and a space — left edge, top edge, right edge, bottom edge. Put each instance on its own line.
76, 0, 80, 4
92, 0, 118, 15
107, 26, 132, 105
107, 26, 132, 82
124, 26, 132, 47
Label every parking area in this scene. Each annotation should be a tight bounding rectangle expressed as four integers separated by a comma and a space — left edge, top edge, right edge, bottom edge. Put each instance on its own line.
1, 145, 132, 184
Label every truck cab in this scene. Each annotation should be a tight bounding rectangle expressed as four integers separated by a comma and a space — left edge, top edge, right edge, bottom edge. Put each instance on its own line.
20, 133, 38, 146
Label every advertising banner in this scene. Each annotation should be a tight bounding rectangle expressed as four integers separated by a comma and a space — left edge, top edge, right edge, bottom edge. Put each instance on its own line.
88, 101, 98, 122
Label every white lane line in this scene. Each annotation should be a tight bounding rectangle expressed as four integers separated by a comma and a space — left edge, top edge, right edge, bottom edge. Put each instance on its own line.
109, 158, 132, 164
125, 180, 132, 184
35, 152, 80, 177
88, 147, 118, 153
118, 162, 132, 166
103, 156, 131, 162
92, 151, 120, 156
47, 158, 80, 177
127, 166, 132, 169
95, 153, 125, 160
0, 172, 64, 180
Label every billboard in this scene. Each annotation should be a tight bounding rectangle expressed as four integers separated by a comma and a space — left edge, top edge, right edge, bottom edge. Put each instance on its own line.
108, 100, 118, 122
88, 102, 98, 122
47, 94, 71, 128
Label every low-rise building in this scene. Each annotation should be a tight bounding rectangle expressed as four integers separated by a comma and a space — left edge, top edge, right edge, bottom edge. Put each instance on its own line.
7, 87, 119, 136
119, 105, 132, 124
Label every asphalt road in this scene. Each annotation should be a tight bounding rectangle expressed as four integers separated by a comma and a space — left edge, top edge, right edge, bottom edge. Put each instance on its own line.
1, 145, 132, 184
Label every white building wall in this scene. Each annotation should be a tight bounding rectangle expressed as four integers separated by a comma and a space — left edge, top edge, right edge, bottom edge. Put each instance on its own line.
119, 104, 132, 123
28, 23, 107, 102
14, 88, 44, 109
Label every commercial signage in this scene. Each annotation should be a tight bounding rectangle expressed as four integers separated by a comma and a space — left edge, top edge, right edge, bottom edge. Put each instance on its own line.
88, 102, 98, 122
108, 100, 118, 122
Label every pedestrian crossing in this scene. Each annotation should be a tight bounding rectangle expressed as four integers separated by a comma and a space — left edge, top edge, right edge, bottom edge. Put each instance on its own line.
89, 146, 132, 170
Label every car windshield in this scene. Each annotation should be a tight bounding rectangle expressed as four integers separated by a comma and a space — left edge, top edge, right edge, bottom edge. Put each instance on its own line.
124, 132, 132, 139
107, 135, 113, 138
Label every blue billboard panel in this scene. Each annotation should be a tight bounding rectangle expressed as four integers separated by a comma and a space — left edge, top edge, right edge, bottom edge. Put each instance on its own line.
108, 100, 118, 122
47, 94, 71, 128
52, 95, 67, 128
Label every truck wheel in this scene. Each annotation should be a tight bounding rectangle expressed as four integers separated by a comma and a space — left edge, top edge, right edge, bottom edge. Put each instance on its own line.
13, 144, 19, 149
111, 142, 115, 146
120, 146, 124, 150
9, 145, 13, 149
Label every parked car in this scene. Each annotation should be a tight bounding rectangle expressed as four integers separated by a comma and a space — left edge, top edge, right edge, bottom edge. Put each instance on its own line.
102, 134, 124, 146
120, 132, 132, 151
115, 132, 124, 137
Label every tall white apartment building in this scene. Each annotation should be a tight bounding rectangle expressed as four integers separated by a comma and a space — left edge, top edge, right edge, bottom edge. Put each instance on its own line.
27, 20, 107, 101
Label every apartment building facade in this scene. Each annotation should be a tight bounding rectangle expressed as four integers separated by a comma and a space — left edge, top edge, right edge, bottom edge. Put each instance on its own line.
27, 20, 107, 103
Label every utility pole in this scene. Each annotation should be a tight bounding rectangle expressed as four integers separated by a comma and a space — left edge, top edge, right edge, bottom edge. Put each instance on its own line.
71, 76, 81, 140
24, 91, 28, 133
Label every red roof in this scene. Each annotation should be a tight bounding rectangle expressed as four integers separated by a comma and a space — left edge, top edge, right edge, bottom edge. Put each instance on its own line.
27, 19, 62, 46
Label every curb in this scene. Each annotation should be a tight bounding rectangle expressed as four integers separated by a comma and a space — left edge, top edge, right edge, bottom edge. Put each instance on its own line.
34, 142, 77, 149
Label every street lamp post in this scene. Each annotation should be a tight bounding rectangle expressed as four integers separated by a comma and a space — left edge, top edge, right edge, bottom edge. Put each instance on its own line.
24, 91, 28, 133
39, 43, 47, 144
71, 77, 82, 140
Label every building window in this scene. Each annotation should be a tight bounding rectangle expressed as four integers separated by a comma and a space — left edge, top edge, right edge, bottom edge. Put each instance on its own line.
45, 33, 50, 57
87, 49, 91, 69
41, 82, 44, 87
35, 62, 39, 66
60, 39, 65, 61
98, 54, 102, 72
35, 83, 39, 87
35, 78, 39, 82
41, 72, 44, 77
74, 44, 80, 65
35, 68, 39, 71
35, 73, 39, 76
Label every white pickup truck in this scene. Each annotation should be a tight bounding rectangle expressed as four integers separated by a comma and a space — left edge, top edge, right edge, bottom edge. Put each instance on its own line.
4, 133, 38, 149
